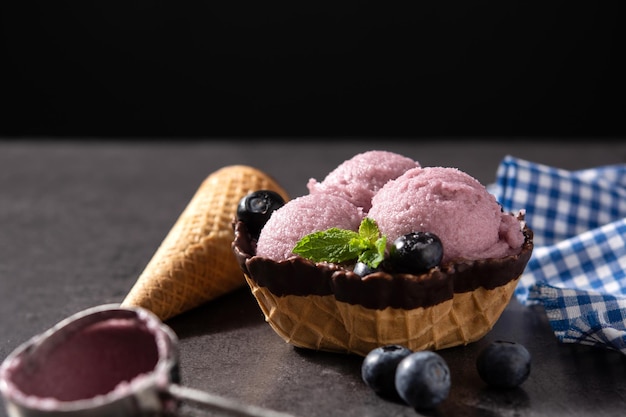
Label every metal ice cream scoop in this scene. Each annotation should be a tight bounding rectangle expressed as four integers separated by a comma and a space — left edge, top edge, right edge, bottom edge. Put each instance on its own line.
0, 304, 295, 417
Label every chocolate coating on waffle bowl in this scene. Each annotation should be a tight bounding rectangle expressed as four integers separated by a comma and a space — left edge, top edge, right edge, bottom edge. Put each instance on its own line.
232, 218, 533, 311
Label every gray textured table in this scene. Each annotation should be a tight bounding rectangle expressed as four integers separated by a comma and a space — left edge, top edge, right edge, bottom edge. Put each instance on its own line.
1, 139, 626, 416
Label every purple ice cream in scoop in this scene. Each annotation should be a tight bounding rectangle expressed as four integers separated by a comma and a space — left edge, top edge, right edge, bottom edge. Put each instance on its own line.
368, 167, 525, 264
256, 193, 364, 261
8, 318, 159, 402
307, 150, 420, 212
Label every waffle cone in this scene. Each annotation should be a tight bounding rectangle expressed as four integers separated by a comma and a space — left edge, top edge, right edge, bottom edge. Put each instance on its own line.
122, 165, 289, 321
245, 275, 520, 356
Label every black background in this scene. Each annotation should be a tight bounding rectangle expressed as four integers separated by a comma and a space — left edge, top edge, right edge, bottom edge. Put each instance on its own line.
1, 1, 624, 138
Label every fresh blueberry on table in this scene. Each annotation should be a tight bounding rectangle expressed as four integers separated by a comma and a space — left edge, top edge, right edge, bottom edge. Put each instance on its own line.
476, 340, 531, 388
389, 232, 443, 274
361, 345, 412, 401
236, 190, 285, 239
394, 351, 451, 409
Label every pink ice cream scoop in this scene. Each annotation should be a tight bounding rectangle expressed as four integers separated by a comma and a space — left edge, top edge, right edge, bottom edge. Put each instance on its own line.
307, 150, 420, 212
368, 167, 525, 264
256, 193, 365, 261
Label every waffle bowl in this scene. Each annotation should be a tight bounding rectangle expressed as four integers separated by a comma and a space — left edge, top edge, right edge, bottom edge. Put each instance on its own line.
233, 218, 533, 357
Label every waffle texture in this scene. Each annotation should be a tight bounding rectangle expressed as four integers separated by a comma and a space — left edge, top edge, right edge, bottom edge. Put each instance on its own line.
122, 165, 289, 321
246, 275, 520, 356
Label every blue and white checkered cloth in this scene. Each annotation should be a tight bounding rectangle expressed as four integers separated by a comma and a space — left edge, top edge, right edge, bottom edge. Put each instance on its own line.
490, 156, 626, 354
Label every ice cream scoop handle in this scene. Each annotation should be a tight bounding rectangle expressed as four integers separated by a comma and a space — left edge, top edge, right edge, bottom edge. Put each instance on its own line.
167, 384, 298, 417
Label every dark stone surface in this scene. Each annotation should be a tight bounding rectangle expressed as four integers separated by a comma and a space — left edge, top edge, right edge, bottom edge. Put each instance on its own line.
1, 139, 626, 416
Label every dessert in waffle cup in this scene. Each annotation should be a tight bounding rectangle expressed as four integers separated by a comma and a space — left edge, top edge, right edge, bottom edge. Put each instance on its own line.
122, 165, 289, 321
232, 151, 534, 357
233, 217, 533, 357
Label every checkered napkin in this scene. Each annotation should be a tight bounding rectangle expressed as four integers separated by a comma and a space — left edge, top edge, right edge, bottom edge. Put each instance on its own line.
490, 156, 626, 353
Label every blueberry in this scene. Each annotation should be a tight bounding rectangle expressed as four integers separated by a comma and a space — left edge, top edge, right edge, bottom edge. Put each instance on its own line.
361, 345, 412, 401
389, 232, 443, 274
353, 262, 376, 277
394, 351, 451, 409
476, 341, 531, 388
236, 190, 285, 239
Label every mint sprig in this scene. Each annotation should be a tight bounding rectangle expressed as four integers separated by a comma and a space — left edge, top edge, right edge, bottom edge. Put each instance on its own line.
292, 218, 387, 269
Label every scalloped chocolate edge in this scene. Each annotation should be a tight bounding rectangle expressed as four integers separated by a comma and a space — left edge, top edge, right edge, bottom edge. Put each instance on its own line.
232, 218, 533, 310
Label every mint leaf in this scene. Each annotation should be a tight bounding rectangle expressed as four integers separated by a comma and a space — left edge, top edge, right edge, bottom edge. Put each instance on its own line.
293, 228, 361, 263
292, 218, 387, 269
357, 235, 387, 268
348, 236, 369, 252
358, 217, 380, 242
375, 235, 387, 256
